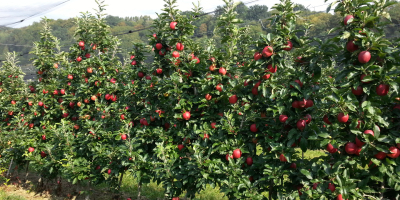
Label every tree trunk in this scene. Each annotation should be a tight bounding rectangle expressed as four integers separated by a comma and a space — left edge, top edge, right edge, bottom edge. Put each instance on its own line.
137, 182, 142, 199
6, 158, 13, 178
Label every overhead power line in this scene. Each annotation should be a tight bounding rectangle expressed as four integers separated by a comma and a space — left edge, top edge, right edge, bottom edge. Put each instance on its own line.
0, 0, 72, 27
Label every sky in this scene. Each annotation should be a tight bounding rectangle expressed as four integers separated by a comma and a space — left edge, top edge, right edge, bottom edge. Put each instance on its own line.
0, 0, 333, 28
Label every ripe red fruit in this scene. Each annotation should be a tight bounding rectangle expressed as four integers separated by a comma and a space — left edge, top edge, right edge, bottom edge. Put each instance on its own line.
290, 163, 297, 169
358, 51, 371, 64
38, 101, 44, 107
327, 144, 337, 154
182, 111, 191, 120
297, 99, 307, 108
351, 85, 363, 96
42, 135, 46, 140
178, 144, 184, 151
323, 115, 332, 124
304, 100, 313, 108
156, 68, 162, 74
262, 46, 273, 57
296, 119, 306, 131
292, 101, 299, 108
172, 51, 180, 58
283, 40, 293, 51
107, 169, 111, 174
254, 52, 262, 61
226, 154, 233, 161
170, 21, 177, 30
219, 67, 227, 75
312, 183, 318, 190
337, 194, 343, 200
172, 197, 179, 200
328, 183, 336, 192
40, 151, 47, 158
85, 53, 90, 58
346, 40, 358, 52
304, 114, 312, 124
211, 122, 216, 129
337, 113, 349, 123
250, 124, 258, 132
155, 43, 162, 50
205, 94, 212, 101
376, 84, 389, 96
216, 83, 223, 92
78, 41, 85, 47
28, 147, 35, 153
279, 154, 287, 162
279, 115, 288, 123
229, 94, 238, 104
67, 74, 73, 80
121, 134, 127, 140
364, 130, 374, 136
131, 60, 137, 66
344, 15, 354, 25
387, 147, 400, 158
290, 80, 303, 88
145, 76, 151, 80
138, 72, 144, 78
262, 73, 271, 80
176, 43, 184, 51
267, 64, 277, 73
232, 149, 242, 159
375, 151, 386, 160
203, 134, 210, 140
76, 56, 82, 62
345, 142, 357, 154
246, 157, 253, 166
120, 114, 125, 120
355, 137, 365, 147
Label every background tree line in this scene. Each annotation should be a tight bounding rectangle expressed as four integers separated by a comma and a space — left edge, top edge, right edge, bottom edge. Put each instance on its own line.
0, 1, 399, 77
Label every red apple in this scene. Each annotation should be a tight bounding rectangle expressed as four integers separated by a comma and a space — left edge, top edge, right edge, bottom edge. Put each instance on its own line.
78, 41, 85, 47
225, 154, 233, 161
297, 119, 306, 131
344, 15, 354, 25
176, 43, 184, 51
346, 40, 358, 52
219, 67, 227, 75
121, 134, 127, 140
178, 144, 184, 151
155, 43, 162, 50
205, 94, 212, 101
211, 122, 216, 129
232, 149, 242, 159
292, 101, 299, 108
358, 51, 371, 64
267, 64, 277, 73
216, 83, 223, 92
305, 114, 312, 124
337, 113, 349, 123
364, 130, 374, 137
290, 162, 297, 169
262, 46, 273, 57
250, 124, 258, 132
279, 115, 288, 123
182, 111, 191, 120
328, 183, 336, 192
156, 68, 162, 74
283, 40, 293, 51
246, 157, 253, 166
345, 142, 357, 154
229, 94, 238, 104
28, 147, 35, 153
203, 134, 209, 140
351, 85, 363, 95
253, 52, 262, 61
355, 137, 365, 147
170, 21, 177, 30
375, 151, 386, 160
279, 154, 287, 162
387, 147, 400, 158
172, 51, 180, 58
376, 84, 389, 96
327, 144, 337, 154
323, 115, 332, 124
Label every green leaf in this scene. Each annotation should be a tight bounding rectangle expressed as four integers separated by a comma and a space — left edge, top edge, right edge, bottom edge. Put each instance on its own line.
300, 169, 312, 179
373, 124, 380, 139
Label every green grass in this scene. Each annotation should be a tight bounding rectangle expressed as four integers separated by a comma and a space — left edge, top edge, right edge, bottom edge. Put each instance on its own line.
0, 189, 26, 200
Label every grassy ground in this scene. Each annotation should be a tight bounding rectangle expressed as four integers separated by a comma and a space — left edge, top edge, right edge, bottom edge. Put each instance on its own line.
0, 148, 326, 200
